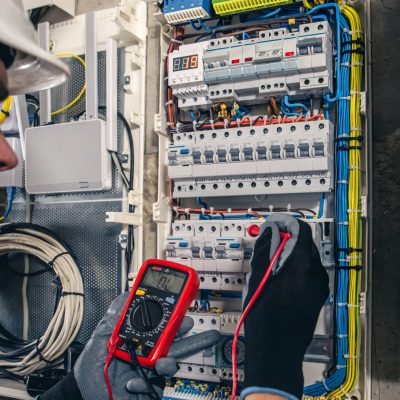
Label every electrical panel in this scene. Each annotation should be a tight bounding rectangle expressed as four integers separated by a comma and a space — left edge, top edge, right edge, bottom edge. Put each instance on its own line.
168, 22, 333, 110
158, 1, 369, 398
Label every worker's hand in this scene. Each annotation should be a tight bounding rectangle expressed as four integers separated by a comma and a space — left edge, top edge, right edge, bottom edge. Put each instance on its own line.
242, 214, 329, 400
40, 292, 220, 400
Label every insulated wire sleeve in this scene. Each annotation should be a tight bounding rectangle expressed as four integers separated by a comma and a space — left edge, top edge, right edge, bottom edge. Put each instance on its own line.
0, 224, 84, 376
0, 97, 12, 125
51, 53, 86, 116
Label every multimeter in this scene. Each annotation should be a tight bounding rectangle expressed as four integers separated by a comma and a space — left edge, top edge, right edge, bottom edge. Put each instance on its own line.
109, 259, 199, 368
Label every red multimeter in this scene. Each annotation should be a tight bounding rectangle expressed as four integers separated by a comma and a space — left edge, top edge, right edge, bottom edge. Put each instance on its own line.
109, 259, 199, 368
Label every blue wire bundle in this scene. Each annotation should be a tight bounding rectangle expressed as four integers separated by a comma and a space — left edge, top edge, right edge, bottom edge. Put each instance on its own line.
303, 16, 352, 397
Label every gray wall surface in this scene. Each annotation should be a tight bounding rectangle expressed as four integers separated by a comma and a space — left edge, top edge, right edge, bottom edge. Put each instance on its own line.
371, 0, 400, 399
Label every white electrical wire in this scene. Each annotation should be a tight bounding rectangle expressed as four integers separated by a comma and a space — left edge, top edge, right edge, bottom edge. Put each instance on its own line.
0, 224, 84, 376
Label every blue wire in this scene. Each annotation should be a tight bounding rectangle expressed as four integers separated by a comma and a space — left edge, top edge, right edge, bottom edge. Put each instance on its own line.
283, 96, 308, 113
245, 7, 282, 22
197, 197, 209, 209
189, 20, 202, 31
1, 187, 15, 220
197, 19, 224, 31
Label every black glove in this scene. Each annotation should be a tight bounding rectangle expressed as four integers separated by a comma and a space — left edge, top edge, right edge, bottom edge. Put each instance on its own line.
243, 214, 329, 399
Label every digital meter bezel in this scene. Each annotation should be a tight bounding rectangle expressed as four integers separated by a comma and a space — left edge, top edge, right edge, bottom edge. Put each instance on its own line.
109, 259, 199, 367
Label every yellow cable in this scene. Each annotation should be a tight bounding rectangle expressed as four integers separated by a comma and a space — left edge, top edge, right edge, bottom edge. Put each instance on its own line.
326, 4, 363, 399
0, 96, 12, 125
51, 53, 86, 116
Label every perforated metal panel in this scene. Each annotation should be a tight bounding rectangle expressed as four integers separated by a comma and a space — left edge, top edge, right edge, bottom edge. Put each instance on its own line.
0, 50, 127, 345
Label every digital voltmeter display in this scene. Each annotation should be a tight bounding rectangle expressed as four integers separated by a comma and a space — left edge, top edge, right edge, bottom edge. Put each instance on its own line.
172, 55, 199, 71
141, 267, 186, 294
109, 259, 199, 368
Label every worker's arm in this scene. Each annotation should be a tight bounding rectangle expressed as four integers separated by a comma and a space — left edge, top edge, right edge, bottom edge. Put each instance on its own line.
241, 215, 329, 400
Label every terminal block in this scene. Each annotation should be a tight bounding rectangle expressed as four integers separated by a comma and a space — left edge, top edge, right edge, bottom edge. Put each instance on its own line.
163, 0, 211, 24
169, 121, 334, 197
168, 22, 333, 110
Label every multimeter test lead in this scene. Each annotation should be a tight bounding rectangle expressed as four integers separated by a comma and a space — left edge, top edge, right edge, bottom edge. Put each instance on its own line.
230, 231, 292, 400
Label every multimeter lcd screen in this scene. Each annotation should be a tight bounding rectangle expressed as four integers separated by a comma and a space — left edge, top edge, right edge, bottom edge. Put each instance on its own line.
142, 268, 186, 295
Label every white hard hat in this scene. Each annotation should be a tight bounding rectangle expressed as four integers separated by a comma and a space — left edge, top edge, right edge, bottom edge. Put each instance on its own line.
0, 0, 69, 95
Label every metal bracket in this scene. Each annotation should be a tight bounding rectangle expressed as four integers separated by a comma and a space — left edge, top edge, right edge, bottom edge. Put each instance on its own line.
106, 211, 141, 226
154, 113, 167, 137
106, 38, 118, 151
38, 22, 52, 125
359, 292, 366, 315
153, 198, 170, 223
85, 12, 98, 119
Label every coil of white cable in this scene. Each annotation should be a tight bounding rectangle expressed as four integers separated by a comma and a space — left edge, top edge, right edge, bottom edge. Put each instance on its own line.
0, 223, 84, 377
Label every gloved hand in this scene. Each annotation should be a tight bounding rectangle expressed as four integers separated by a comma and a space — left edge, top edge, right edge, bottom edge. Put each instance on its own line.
40, 292, 221, 400
242, 214, 330, 400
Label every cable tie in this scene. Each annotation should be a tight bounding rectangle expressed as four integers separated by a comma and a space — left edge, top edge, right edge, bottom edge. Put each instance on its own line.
348, 209, 362, 213
339, 385, 352, 399
336, 265, 363, 271
350, 127, 362, 131
349, 165, 362, 170
350, 91, 362, 95
339, 96, 351, 101
335, 135, 364, 143
170, 38, 183, 44
348, 255, 362, 260
0, 109, 10, 117
341, 62, 350, 68
348, 303, 359, 309
342, 48, 364, 56
337, 247, 363, 254
336, 364, 346, 369
342, 39, 365, 48
338, 221, 349, 225
35, 339, 51, 364
337, 180, 348, 184
336, 334, 348, 339
338, 258, 349, 263
61, 291, 85, 297
48, 251, 71, 269
165, 100, 174, 106
344, 354, 360, 359
351, 62, 364, 67
321, 380, 331, 392
337, 302, 348, 307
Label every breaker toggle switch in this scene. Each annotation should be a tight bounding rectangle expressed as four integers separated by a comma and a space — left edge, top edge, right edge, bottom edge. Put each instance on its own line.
247, 224, 260, 237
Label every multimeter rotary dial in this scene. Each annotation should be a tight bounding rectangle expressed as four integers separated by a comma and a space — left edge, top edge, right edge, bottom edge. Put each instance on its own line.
130, 299, 163, 331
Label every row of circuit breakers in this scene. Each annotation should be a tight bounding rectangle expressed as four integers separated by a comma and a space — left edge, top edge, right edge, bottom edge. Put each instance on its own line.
167, 219, 334, 382
168, 120, 333, 197
166, 20, 335, 384
168, 21, 333, 110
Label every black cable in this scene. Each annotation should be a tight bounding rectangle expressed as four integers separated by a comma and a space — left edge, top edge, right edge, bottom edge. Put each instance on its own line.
124, 340, 162, 400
